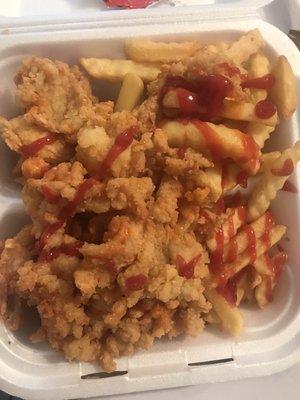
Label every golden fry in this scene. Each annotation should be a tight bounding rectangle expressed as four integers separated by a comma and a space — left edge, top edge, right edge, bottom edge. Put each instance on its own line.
114, 73, 144, 112
80, 57, 160, 82
271, 55, 297, 120
125, 39, 200, 63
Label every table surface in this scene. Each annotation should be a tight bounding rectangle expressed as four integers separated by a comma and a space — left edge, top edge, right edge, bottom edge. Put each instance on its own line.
0, 1, 299, 399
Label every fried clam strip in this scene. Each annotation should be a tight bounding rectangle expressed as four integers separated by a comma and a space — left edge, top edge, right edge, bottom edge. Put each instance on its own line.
162, 119, 261, 175
15, 57, 99, 137
0, 226, 34, 328
253, 252, 288, 308
247, 141, 300, 222
162, 91, 278, 127
0, 116, 73, 164
214, 225, 286, 284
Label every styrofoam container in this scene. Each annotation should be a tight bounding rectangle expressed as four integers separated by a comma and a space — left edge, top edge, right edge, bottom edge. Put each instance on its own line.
0, 1, 299, 399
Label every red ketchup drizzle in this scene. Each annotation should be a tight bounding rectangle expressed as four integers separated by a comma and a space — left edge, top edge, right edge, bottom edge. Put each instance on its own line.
271, 158, 294, 176
177, 254, 201, 279
191, 120, 259, 166
261, 212, 275, 248
242, 73, 276, 90
282, 180, 298, 193
211, 227, 224, 275
125, 274, 148, 291
265, 277, 273, 302
216, 267, 251, 306
227, 238, 238, 263
272, 251, 288, 281
227, 214, 235, 239
255, 100, 277, 119
244, 225, 257, 262
95, 125, 137, 180
216, 279, 237, 306
104, 260, 118, 279
216, 63, 243, 78
162, 74, 233, 119
224, 207, 246, 263
20, 134, 58, 158
236, 171, 249, 188
37, 126, 137, 251
176, 88, 199, 116
237, 205, 247, 224
104, 0, 156, 8
39, 241, 82, 262
41, 185, 61, 204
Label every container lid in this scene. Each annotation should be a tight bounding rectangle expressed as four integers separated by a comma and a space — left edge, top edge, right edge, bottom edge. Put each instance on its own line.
0, 0, 275, 32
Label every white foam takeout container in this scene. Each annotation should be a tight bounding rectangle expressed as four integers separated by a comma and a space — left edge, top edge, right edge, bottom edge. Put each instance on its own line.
0, 0, 299, 399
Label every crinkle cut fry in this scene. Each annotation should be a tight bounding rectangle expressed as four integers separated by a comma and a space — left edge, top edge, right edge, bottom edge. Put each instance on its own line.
162, 119, 261, 174
247, 141, 300, 222
214, 225, 286, 284
207, 206, 247, 252
222, 212, 275, 263
204, 284, 243, 336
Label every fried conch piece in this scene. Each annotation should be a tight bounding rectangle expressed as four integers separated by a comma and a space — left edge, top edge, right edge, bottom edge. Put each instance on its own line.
15, 57, 98, 137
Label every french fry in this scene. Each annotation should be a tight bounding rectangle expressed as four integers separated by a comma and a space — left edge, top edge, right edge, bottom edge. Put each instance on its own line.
204, 286, 243, 336
270, 55, 297, 120
125, 39, 200, 63
259, 152, 281, 173
220, 99, 278, 126
222, 212, 274, 262
163, 91, 278, 127
247, 52, 271, 103
225, 29, 265, 65
244, 122, 275, 148
247, 141, 300, 222
206, 42, 229, 54
114, 73, 144, 112
255, 276, 273, 308
207, 206, 247, 252
80, 57, 160, 82
196, 165, 222, 202
252, 253, 273, 276
161, 119, 261, 174
220, 225, 286, 282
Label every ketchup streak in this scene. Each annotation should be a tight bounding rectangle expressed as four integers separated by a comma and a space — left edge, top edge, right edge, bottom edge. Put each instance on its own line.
271, 158, 294, 177
20, 134, 58, 158
177, 254, 201, 279
161, 74, 233, 120
39, 241, 83, 262
282, 180, 298, 193
261, 212, 275, 248
37, 126, 137, 252
242, 73, 276, 90
244, 225, 257, 263
255, 100, 277, 119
